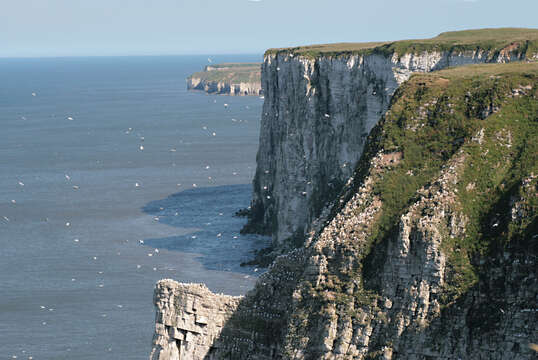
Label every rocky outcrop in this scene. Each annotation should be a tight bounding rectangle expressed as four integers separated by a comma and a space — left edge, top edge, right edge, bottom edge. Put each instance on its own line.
150, 59, 538, 359
150, 280, 242, 360
244, 33, 537, 247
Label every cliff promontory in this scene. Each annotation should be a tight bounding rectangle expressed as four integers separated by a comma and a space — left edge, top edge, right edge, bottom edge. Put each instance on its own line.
151, 28, 538, 359
187, 63, 262, 96
244, 28, 538, 249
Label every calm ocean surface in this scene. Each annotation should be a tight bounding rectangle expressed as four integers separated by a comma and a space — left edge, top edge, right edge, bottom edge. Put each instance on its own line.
0, 55, 269, 359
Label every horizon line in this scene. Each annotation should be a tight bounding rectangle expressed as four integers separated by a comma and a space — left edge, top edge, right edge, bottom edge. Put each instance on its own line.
0, 52, 265, 60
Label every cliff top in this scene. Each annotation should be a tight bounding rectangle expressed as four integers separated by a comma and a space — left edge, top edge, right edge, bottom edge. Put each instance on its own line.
204, 62, 260, 70
419, 61, 538, 79
188, 62, 261, 84
265, 28, 538, 58
156, 279, 244, 300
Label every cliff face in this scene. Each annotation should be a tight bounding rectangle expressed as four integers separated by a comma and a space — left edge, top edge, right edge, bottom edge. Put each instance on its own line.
187, 77, 262, 96
150, 281, 242, 360
150, 61, 538, 359
264, 63, 538, 359
151, 29, 538, 360
245, 44, 532, 246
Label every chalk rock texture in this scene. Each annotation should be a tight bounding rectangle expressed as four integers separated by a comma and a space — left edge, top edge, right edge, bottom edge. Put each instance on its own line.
246, 46, 531, 246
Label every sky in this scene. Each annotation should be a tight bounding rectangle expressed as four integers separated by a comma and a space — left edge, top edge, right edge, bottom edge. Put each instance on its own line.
1, 0, 537, 57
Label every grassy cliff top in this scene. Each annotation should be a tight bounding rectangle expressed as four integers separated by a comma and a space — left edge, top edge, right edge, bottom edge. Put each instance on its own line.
265, 28, 538, 59
417, 61, 538, 80
188, 62, 261, 83
205, 63, 260, 70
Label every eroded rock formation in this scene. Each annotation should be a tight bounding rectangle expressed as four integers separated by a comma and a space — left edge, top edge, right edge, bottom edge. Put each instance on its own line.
150, 281, 241, 360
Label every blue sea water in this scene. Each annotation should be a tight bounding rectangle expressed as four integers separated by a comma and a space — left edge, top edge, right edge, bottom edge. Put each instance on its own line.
0, 55, 269, 359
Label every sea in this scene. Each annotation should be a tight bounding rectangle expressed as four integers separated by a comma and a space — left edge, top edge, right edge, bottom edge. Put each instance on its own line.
0, 55, 270, 359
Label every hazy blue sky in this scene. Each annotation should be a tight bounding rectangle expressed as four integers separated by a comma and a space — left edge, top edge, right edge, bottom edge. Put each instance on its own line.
1, 0, 537, 57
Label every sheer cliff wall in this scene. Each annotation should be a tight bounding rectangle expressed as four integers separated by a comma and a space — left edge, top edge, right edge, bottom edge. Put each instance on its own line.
244, 36, 534, 247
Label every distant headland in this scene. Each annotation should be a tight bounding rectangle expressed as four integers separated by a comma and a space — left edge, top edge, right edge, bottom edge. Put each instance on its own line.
186, 63, 262, 96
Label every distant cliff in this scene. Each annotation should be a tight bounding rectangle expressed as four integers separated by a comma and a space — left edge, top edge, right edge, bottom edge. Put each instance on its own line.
152, 28, 538, 359
187, 63, 262, 96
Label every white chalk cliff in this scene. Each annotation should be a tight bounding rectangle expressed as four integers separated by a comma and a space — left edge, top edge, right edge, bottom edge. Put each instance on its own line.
187, 77, 262, 96
246, 46, 528, 246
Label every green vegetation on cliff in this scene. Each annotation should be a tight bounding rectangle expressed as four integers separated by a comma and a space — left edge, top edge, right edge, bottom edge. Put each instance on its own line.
278, 61, 537, 358
360, 62, 537, 301
265, 28, 538, 59
188, 62, 261, 83
226, 61, 537, 359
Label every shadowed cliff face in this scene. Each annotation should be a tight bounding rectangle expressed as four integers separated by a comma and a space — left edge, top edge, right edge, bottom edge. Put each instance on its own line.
150, 62, 538, 359
245, 42, 534, 248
